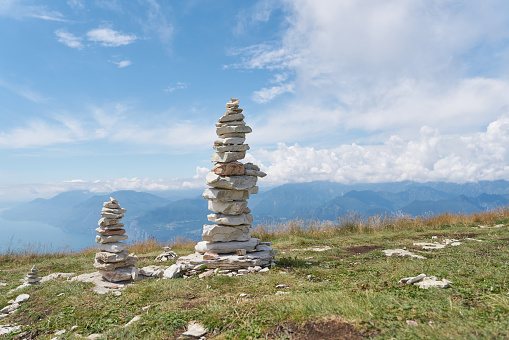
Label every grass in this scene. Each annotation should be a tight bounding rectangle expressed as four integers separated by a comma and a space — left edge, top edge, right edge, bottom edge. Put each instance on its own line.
0, 209, 508, 339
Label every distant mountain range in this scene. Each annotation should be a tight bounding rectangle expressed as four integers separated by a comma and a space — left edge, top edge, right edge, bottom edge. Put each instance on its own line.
1, 180, 508, 242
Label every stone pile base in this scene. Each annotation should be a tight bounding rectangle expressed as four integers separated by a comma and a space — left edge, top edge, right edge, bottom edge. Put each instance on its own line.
167, 243, 276, 278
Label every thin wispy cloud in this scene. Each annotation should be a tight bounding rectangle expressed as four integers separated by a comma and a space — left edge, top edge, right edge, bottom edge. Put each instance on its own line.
55, 29, 83, 49
0, 1, 67, 21
164, 82, 187, 93
0, 77, 48, 103
109, 60, 132, 68
86, 28, 137, 47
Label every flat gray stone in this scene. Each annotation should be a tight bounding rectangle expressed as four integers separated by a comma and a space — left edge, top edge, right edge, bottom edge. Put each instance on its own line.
206, 173, 257, 190
195, 238, 259, 254
213, 144, 250, 152
94, 255, 137, 271
202, 224, 252, 242
211, 151, 246, 163
95, 234, 128, 244
218, 113, 245, 122
207, 200, 248, 214
95, 250, 129, 263
216, 125, 252, 136
214, 137, 245, 145
207, 213, 253, 225
98, 242, 127, 253
203, 188, 254, 201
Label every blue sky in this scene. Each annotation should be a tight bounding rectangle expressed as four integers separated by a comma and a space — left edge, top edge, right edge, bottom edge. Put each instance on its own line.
1, 0, 509, 202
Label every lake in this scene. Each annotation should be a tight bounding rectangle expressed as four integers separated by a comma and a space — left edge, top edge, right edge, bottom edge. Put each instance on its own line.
0, 217, 93, 253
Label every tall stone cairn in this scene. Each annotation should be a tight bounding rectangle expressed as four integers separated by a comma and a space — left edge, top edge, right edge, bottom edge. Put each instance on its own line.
94, 197, 138, 282
172, 98, 276, 277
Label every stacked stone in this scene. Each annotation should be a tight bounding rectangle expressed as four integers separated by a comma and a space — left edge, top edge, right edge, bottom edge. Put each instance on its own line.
25, 266, 41, 285
195, 98, 272, 255
94, 197, 138, 282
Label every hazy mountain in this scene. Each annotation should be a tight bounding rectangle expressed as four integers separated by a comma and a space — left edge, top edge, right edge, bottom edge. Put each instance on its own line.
129, 198, 208, 242
1, 190, 97, 224
3, 181, 508, 242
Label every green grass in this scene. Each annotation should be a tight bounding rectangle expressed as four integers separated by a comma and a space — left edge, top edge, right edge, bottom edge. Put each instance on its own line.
0, 210, 508, 339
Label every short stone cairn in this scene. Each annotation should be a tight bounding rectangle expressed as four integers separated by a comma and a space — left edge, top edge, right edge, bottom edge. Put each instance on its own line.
24, 266, 41, 285
155, 246, 178, 262
94, 197, 138, 282
170, 98, 276, 277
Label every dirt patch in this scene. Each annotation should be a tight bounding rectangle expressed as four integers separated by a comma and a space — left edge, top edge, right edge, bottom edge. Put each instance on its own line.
344, 245, 381, 254
264, 316, 366, 339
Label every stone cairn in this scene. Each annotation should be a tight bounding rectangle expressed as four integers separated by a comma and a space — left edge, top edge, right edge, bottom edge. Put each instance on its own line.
24, 266, 41, 285
155, 246, 178, 262
94, 197, 138, 282
171, 98, 276, 278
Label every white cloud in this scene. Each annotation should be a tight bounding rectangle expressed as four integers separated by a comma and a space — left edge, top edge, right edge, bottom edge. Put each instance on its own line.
232, 0, 509, 134
250, 115, 509, 186
86, 28, 137, 47
141, 0, 173, 45
163, 82, 187, 93
109, 60, 132, 68
0, 168, 207, 201
67, 0, 84, 10
55, 29, 83, 49
0, 1, 67, 21
252, 83, 295, 103
0, 77, 48, 103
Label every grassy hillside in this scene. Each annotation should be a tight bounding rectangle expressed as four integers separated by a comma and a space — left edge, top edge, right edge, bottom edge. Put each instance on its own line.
0, 209, 508, 339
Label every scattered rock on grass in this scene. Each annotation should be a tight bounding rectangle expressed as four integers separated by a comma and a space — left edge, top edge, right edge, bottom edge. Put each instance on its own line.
182, 321, 207, 338
399, 274, 452, 289
383, 249, 426, 259
124, 315, 141, 327
0, 325, 21, 335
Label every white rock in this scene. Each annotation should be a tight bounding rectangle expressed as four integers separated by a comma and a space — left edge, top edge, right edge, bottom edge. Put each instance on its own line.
206, 173, 257, 190
124, 315, 141, 327
214, 137, 245, 145
211, 151, 246, 163
207, 200, 248, 214
0, 303, 19, 314
95, 234, 128, 244
216, 125, 252, 135
95, 250, 129, 263
413, 242, 446, 250
202, 224, 252, 242
14, 294, 30, 303
383, 249, 426, 259
163, 264, 182, 279
99, 266, 136, 282
182, 322, 207, 338
101, 207, 127, 214
207, 213, 253, 225
98, 218, 122, 227
100, 212, 124, 219
218, 113, 245, 122
195, 238, 260, 254
55, 329, 66, 336
203, 188, 253, 201
98, 242, 127, 253
0, 325, 21, 335
213, 144, 250, 152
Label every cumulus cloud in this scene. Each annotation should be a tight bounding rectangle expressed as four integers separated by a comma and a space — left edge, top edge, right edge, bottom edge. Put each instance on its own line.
86, 28, 137, 47
232, 0, 509, 138
251, 115, 509, 186
0, 167, 208, 201
55, 29, 83, 49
